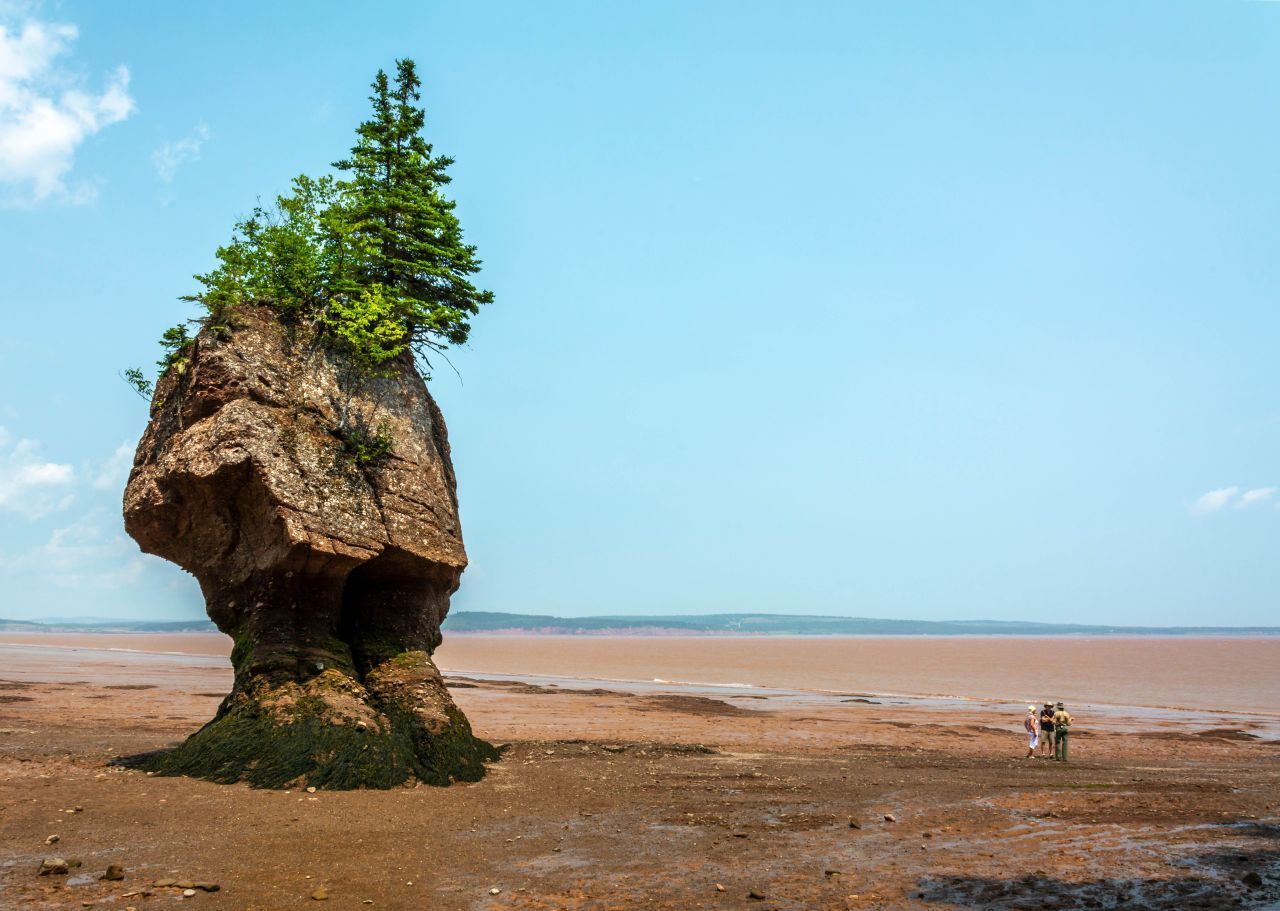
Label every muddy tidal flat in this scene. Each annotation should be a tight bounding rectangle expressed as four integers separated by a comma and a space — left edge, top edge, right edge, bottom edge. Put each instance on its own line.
1, 634, 1278, 910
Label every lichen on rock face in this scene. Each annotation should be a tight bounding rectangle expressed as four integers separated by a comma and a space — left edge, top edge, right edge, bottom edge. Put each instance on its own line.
123, 304, 496, 788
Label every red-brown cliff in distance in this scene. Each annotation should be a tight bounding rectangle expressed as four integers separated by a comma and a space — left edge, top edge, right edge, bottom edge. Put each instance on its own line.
123, 304, 496, 788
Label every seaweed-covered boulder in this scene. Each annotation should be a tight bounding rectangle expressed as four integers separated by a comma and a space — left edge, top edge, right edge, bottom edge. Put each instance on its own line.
123, 304, 496, 788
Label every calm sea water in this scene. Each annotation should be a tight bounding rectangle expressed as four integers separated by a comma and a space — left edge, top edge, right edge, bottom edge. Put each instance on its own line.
434, 635, 1280, 715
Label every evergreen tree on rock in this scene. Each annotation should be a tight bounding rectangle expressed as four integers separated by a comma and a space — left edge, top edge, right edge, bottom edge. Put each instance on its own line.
334, 59, 493, 361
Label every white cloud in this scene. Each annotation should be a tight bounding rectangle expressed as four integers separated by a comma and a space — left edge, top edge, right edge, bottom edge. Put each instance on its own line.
152, 121, 209, 184
1238, 487, 1277, 508
1190, 486, 1238, 515
92, 440, 134, 491
0, 426, 74, 518
1, 510, 145, 590
0, 10, 135, 205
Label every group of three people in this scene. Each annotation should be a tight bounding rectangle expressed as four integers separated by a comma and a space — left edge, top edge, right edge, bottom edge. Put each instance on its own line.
1024, 701, 1073, 760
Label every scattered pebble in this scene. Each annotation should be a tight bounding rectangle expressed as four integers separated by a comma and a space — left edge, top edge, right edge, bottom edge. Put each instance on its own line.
182, 889, 196, 898
714, 883, 726, 892
45, 834, 60, 844
883, 814, 896, 823
489, 887, 501, 895
311, 886, 329, 900
101, 864, 125, 881
848, 820, 861, 829
824, 869, 843, 876
748, 888, 766, 900
306, 786, 317, 793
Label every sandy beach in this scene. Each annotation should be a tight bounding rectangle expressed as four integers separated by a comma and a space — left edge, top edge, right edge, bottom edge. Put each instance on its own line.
1, 633, 1277, 910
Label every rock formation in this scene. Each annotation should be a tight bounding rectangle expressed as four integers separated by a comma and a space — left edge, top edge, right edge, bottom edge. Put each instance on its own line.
123, 304, 496, 788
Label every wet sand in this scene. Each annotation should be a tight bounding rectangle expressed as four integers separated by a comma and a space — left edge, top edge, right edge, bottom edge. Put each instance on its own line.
7, 632, 1279, 712
1, 635, 1277, 909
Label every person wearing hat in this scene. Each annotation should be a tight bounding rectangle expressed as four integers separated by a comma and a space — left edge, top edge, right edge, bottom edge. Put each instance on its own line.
1052, 702, 1074, 761
1023, 706, 1039, 758
1039, 703, 1056, 757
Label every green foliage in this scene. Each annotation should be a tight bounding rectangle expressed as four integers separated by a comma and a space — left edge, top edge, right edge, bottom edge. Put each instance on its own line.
320, 284, 408, 375
333, 59, 494, 358
178, 59, 491, 374
183, 175, 361, 321
121, 368, 153, 400
340, 418, 394, 466
128, 56, 492, 467
157, 323, 194, 374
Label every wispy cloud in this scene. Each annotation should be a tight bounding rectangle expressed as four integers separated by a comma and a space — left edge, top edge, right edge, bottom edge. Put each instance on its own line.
0, 9, 135, 205
152, 121, 210, 184
1190, 486, 1239, 514
0, 509, 144, 590
0, 426, 74, 518
1191, 484, 1280, 515
91, 440, 134, 491
1237, 487, 1277, 508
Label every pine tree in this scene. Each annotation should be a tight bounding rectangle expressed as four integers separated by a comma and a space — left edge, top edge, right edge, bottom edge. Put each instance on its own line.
334, 59, 492, 361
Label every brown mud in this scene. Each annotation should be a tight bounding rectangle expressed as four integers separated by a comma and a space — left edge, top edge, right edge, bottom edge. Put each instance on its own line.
0, 641, 1277, 910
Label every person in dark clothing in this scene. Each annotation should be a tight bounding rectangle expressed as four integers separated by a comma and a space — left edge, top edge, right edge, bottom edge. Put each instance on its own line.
1039, 703, 1056, 758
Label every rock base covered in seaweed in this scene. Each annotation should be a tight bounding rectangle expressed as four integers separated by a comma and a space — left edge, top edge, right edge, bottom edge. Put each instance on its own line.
122, 304, 496, 788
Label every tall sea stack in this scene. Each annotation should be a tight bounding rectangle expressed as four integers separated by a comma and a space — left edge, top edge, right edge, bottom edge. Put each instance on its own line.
123, 304, 496, 788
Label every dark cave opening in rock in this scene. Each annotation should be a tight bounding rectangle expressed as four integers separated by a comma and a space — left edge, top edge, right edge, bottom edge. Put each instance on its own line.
338, 546, 452, 677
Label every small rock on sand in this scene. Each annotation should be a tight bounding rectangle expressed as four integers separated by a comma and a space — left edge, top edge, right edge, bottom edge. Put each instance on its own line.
37, 858, 68, 876
311, 886, 329, 900
884, 814, 896, 822
489, 887, 501, 894
714, 883, 725, 892
101, 864, 125, 881
1242, 871, 1263, 889
748, 888, 766, 900
182, 890, 196, 898
45, 834, 60, 844
848, 820, 861, 829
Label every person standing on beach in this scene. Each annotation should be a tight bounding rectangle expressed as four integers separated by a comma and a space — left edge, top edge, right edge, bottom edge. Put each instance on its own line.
1024, 706, 1039, 758
1039, 703, 1056, 757
1053, 702, 1073, 761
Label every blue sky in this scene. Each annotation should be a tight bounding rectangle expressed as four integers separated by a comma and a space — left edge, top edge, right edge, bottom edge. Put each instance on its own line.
1, 1, 1277, 625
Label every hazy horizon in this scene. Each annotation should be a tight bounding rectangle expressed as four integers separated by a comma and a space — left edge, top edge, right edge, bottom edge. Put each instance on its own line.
2, 2, 1278, 625
4, 610, 1278, 633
